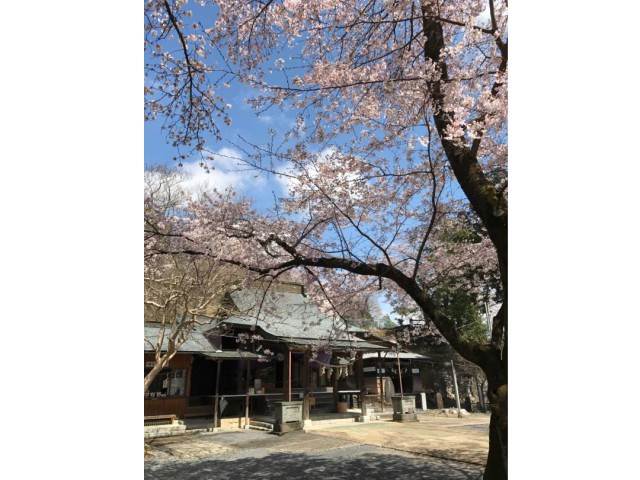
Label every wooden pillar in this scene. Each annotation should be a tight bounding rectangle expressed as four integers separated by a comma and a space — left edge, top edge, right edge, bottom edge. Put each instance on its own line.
213, 359, 222, 428
397, 351, 404, 396
244, 358, 251, 428
378, 351, 384, 413
288, 350, 292, 402
283, 347, 292, 402
332, 362, 339, 408
185, 355, 193, 399
357, 352, 367, 416
302, 353, 310, 420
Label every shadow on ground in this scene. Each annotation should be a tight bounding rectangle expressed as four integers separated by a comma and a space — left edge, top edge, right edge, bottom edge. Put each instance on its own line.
145, 442, 483, 480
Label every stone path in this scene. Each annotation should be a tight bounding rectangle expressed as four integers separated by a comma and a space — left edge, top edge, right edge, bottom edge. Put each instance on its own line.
144, 413, 490, 479
145, 430, 483, 479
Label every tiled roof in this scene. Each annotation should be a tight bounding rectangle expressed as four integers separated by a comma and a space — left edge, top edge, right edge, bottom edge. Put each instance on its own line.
144, 324, 219, 353
144, 324, 267, 360
363, 351, 430, 360
223, 289, 386, 351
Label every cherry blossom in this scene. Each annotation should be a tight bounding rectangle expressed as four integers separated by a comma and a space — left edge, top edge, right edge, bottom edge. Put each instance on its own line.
145, 2, 508, 477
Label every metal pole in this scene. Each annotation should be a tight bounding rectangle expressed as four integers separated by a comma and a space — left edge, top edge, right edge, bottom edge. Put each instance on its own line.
451, 352, 462, 418
213, 359, 221, 429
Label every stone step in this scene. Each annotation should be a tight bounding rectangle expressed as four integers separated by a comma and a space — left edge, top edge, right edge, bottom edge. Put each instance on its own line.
249, 425, 272, 432
312, 417, 356, 426
249, 421, 274, 431
144, 424, 187, 439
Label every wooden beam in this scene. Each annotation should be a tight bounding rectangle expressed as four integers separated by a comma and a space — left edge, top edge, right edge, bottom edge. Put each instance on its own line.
213, 359, 222, 428
332, 361, 339, 408
288, 350, 292, 402
244, 359, 251, 428
185, 354, 193, 400
378, 351, 384, 413
357, 352, 367, 416
302, 353, 310, 420
397, 351, 404, 396
283, 347, 292, 402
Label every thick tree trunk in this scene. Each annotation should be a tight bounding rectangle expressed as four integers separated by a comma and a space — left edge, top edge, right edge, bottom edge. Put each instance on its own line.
484, 380, 508, 479
144, 346, 179, 394
144, 358, 170, 394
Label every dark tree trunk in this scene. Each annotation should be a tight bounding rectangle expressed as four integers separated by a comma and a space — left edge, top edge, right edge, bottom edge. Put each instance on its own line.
484, 380, 508, 479
282, 252, 509, 477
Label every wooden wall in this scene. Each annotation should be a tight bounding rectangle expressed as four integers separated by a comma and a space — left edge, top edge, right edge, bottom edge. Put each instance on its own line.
144, 353, 192, 418
144, 397, 189, 418
144, 353, 192, 369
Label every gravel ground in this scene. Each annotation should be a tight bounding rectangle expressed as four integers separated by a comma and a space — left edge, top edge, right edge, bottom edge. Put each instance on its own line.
145, 431, 483, 479
447, 424, 490, 432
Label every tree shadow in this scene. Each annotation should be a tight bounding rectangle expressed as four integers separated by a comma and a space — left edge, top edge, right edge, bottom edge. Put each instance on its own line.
145, 443, 483, 479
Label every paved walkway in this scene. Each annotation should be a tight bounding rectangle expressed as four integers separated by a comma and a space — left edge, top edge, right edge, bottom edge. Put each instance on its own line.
144, 413, 489, 479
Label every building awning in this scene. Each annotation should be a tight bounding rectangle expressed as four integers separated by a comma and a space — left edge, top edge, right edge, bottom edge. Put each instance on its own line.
145, 325, 266, 360
144, 325, 218, 354
273, 337, 386, 352
363, 351, 430, 360
199, 351, 266, 360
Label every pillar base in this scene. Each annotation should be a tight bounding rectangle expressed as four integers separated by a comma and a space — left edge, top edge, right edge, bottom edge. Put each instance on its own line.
392, 413, 419, 422
273, 421, 303, 434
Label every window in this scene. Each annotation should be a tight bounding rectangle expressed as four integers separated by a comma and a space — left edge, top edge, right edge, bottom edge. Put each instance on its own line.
145, 368, 187, 397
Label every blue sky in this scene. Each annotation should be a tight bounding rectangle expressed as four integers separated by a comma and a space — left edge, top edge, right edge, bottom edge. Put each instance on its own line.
145, 73, 401, 319
143, 11, 476, 321
143, 0, 314, 209
144, 81, 296, 208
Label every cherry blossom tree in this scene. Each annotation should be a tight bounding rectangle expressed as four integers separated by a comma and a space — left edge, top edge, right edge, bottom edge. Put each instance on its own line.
145, 1, 508, 477
144, 168, 247, 393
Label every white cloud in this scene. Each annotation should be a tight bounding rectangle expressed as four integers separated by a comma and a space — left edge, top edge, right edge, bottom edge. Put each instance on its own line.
179, 147, 266, 197
274, 160, 297, 194
272, 146, 333, 195
476, 5, 492, 28
274, 146, 354, 195
257, 114, 274, 124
